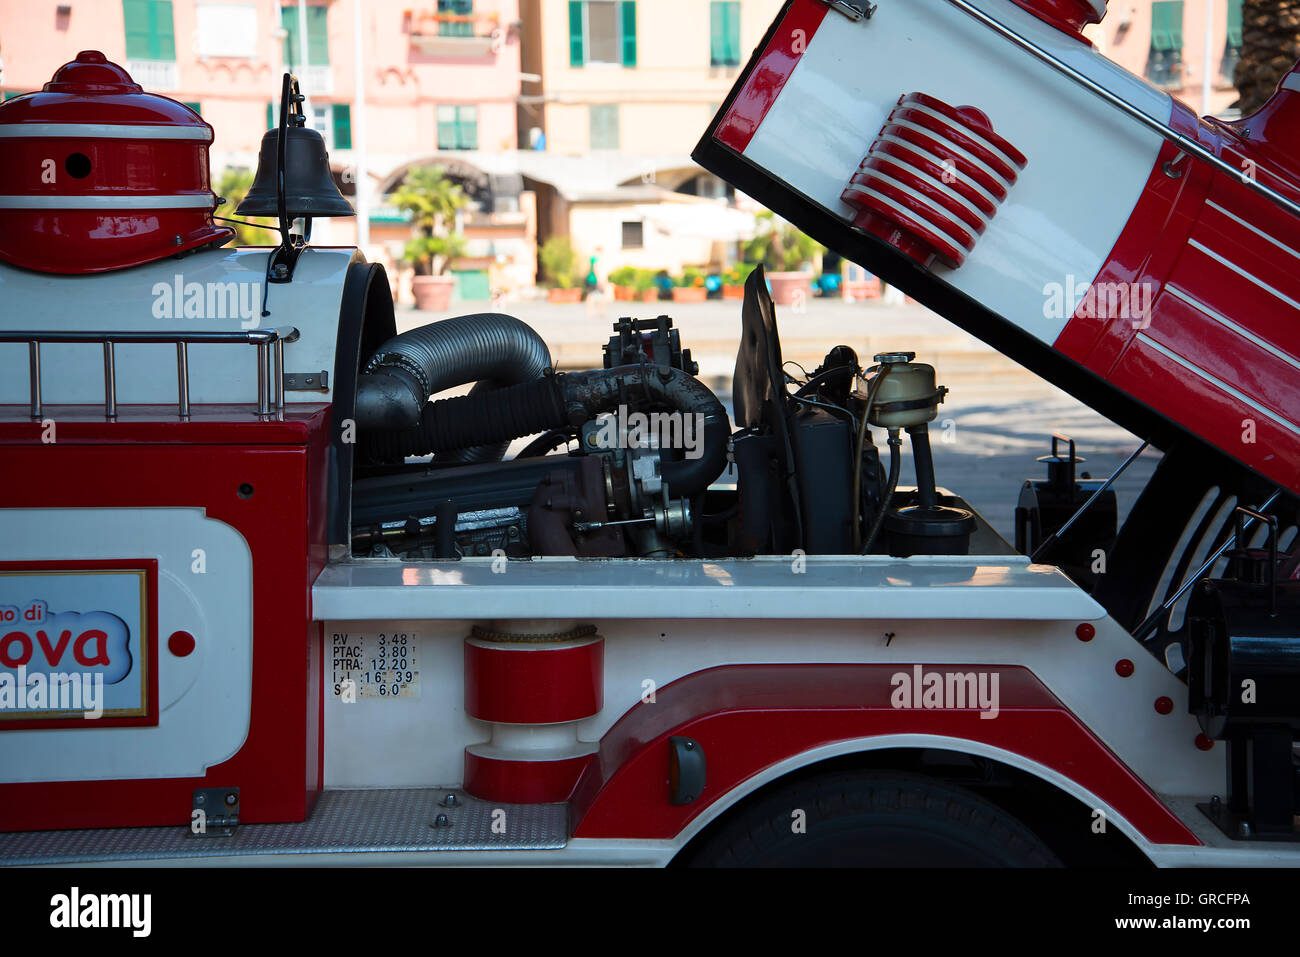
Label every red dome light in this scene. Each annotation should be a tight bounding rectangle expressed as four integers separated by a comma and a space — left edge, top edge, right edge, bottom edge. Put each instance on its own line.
0, 51, 232, 274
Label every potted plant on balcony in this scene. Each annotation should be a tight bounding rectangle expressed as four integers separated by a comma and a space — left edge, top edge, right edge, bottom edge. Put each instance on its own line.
540, 237, 583, 303
671, 268, 708, 303
394, 166, 469, 312
744, 211, 823, 306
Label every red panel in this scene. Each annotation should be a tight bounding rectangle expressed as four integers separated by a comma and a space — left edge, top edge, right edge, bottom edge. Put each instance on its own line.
570, 664, 1199, 846
463, 750, 595, 804
464, 637, 603, 725
0, 407, 330, 832
0, 405, 327, 445
1053, 98, 1300, 497
714, 0, 829, 154
1009, 0, 1103, 40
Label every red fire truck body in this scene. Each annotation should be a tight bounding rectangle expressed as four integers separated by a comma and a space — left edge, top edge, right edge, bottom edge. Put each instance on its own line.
0, 1, 1297, 867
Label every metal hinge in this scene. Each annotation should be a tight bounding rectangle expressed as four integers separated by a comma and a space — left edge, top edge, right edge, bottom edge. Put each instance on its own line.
284, 371, 330, 392
817, 0, 877, 21
190, 787, 240, 838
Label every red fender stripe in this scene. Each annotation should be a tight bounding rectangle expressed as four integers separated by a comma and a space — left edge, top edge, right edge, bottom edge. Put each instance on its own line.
570, 664, 1199, 847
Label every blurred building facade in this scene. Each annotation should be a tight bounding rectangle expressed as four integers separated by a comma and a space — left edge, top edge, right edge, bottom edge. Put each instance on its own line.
0, 0, 538, 303
1087, 0, 1247, 117
514, 0, 785, 277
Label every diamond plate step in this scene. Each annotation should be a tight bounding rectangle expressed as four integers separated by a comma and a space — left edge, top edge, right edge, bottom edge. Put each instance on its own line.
0, 789, 568, 865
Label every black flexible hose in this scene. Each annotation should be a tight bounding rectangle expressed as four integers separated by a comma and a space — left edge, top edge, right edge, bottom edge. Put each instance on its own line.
360, 365, 730, 499
863, 431, 902, 555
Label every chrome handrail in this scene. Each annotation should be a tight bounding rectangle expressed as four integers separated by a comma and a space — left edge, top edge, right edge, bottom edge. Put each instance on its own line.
0, 327, 300, 420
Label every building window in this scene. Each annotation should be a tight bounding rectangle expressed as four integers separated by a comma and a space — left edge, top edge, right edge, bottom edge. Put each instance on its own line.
281, 4, 329, 66
1147, 1, 1184, 89
123, 0, 176, 61
589, 104, 620, 150
622, 221, 644, 249
569, 1, 637, 68
195, 2, 258, 58
438, 105, 478, 150
438, 0, 474, 37
266, 100, 350, 149
710, 2, 740, 67
332, 103, 352, 149
1223, 0, 1243, 82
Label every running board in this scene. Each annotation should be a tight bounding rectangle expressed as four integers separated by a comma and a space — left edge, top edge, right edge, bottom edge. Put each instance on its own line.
0, 789, 568, 865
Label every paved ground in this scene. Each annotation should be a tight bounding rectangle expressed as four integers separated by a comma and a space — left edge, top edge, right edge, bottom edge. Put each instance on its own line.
396, 297, 1158, 542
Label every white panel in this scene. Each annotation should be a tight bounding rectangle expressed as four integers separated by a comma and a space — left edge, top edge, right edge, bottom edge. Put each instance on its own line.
0, 508, 254, 783
195, 3, 260, 58
0, 247, 356, 407
740, 0, 1171, 343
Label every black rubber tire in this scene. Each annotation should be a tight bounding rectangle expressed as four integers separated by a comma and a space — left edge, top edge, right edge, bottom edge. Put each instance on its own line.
687, 770, 1062, 867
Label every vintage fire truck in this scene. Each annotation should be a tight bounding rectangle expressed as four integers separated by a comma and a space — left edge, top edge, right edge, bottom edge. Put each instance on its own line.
0, 0, 1297, 867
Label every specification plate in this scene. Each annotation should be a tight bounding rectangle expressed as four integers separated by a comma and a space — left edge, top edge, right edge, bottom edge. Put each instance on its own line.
330, 631, 419, 699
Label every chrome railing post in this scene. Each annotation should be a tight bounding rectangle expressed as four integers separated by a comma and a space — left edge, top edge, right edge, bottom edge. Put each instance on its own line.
28, 341, 42, 421
176, 341, 191, 419
103, 341, 117, 420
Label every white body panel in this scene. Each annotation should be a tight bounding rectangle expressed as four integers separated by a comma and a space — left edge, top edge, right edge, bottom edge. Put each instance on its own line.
0, 247, 354, 407
740, 0, 1169, 342
0, 508, 253, 782
318, 557, 1216, 804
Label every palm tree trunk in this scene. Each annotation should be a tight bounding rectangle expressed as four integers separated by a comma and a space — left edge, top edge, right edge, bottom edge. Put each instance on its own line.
1235, 0, 1300, 115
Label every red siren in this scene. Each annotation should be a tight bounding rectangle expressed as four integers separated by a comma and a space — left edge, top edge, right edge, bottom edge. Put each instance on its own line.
0, 50, 232, 274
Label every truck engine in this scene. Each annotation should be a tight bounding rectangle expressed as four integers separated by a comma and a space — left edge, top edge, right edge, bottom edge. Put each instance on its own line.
347, 302, 985, 564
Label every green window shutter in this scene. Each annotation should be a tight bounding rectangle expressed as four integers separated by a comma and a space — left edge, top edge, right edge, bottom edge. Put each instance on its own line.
123, 0, 151, 59
124, 0, 173, 60
1151, 1, 1184, 53
154, 1, 176, 60
620, 1, 637, 67
281, 7, 300, 67
182, 101, 201, 114
569, 1, 585, 67
461, 106, 478, 149
711, 2, 739, 66
438, 105, 477, 150
332, 103, 351, 149
1226, 0, 1243, 46
281, 6, 327, 65
2, 91, 30, 101
267, 101, 275, 130
307, 6, 329, 65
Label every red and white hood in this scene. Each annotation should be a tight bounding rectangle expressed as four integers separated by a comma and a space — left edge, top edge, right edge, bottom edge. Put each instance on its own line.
696, 0, 1300, 499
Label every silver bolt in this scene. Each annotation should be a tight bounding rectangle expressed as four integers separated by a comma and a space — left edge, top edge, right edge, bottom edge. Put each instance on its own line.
225, 792, 238, 806
441, 793, 459, 807
433, 813, 451, 828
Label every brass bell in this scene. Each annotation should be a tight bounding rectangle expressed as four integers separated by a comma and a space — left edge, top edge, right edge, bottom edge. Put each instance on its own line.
236, 124, 355, 219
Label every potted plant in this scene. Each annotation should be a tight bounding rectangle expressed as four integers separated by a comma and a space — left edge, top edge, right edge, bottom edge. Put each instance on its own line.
634, 269, 660, 302
393, 166, 469, 312
609, 266, 638, 301
540, 237, 583, 303
721, 262, 755, 300
744, 211, 823, 306
671, 267, 708, 303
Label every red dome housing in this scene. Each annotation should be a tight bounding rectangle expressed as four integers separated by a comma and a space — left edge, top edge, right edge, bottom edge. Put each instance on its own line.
0, 50, 232, 274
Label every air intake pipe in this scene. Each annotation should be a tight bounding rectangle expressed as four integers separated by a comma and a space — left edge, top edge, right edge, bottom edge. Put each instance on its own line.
361, 365, 731, 498
355, 313, 553, 432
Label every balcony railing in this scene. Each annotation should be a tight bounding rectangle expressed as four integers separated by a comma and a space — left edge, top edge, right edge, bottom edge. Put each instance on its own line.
408, 11, 502, 56
126, 59, 179, 91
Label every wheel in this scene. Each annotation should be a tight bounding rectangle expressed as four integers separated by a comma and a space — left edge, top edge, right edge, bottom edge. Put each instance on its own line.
686, 770, 1062, 867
